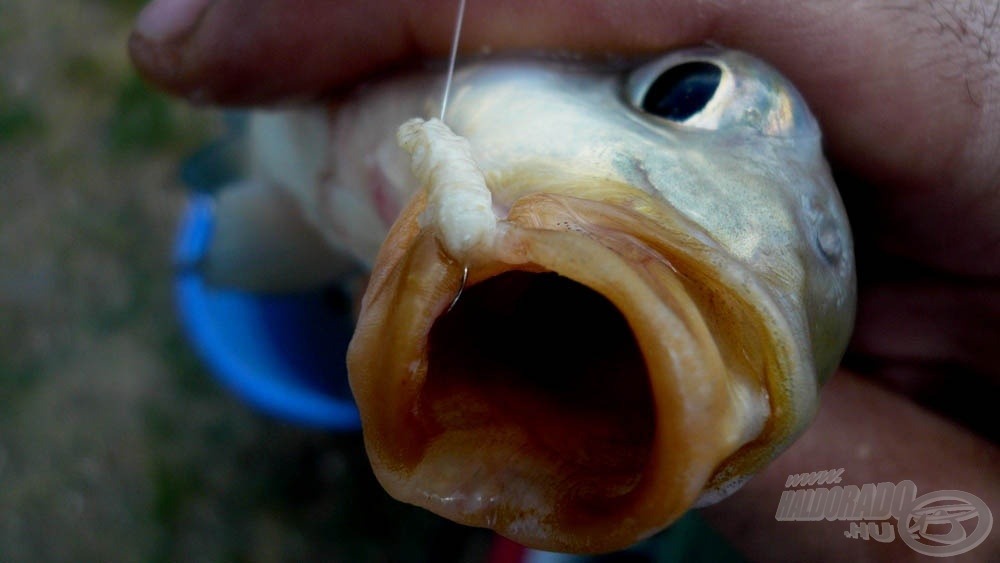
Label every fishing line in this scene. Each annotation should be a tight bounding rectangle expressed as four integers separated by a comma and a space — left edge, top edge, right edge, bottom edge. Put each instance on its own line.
440, 0, 467, 121
442, 0, 470, 312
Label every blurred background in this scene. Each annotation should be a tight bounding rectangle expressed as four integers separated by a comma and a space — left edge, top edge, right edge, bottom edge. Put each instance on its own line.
0, 1, 495, 561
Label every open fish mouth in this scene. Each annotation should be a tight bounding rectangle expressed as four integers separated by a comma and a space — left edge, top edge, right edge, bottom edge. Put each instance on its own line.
348, 176, 810, 553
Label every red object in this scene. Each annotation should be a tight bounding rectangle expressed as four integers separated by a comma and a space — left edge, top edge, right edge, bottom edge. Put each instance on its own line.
488, 535, 528, 563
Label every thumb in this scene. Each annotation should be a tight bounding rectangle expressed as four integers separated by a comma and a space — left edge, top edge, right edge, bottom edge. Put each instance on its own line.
129, 0, 415, 104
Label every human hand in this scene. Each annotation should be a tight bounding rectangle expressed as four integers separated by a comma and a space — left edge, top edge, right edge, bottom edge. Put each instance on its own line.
129, 1, 999, 560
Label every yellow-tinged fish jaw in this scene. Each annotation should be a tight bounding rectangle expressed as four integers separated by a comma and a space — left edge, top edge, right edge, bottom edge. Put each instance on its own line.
347, 173, 813, 552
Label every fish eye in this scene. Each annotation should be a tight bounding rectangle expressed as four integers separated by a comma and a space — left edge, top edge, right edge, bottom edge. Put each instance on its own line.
640, 62, 722, 122
626, 54, 734, 130
626, 48, 817, 137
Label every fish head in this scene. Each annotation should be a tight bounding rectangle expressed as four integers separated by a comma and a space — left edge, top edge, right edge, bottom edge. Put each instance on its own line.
347, 47, 855, 553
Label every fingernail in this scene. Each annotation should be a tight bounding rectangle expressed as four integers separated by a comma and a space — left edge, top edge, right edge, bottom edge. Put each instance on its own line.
134, 0, 211, 42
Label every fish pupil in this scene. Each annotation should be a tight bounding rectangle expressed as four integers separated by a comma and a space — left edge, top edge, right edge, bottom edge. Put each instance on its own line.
641, 61, 722, 121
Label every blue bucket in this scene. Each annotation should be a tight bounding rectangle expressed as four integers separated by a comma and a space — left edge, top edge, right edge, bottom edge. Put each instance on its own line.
173, 194, 361, 430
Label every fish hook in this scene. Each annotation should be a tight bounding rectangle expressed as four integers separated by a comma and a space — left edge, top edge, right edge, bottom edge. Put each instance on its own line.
447, 265, 469, 313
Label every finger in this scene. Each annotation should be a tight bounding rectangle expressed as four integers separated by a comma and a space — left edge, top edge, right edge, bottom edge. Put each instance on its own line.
128, 0, 721, 102
129, 0, 413, 103
129, 0, 999, 275
700, 371, 1000, 561
845, 268, 1000, 438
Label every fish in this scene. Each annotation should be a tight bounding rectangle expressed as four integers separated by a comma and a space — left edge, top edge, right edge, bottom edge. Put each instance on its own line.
201, 47, 856, 554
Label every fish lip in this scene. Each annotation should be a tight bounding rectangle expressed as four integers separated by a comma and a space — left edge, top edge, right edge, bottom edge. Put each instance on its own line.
347, 187, 810, 553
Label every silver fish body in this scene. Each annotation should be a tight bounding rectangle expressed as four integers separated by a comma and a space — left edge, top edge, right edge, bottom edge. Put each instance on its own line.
210, 47, 855, 553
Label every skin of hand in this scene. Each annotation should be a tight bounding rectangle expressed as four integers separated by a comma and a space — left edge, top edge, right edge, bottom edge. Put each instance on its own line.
129, 1, 999, 560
